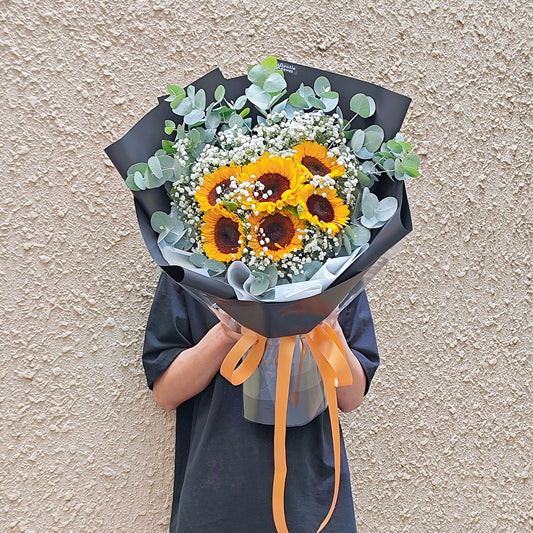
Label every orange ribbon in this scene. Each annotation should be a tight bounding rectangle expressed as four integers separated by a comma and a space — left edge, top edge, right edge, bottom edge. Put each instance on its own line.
220, 323, 353, 533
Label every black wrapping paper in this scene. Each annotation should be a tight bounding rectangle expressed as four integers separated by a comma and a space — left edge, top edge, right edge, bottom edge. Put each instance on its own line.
105, 60, 413, 336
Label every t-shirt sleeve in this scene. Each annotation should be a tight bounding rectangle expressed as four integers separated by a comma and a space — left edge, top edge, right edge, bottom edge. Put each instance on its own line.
142, 272, 194, 390
337, 290, 380, 396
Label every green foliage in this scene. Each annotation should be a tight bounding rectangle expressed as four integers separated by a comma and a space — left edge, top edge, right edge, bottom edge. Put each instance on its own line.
150, 209, 193, 250
249, 265, 278, 296
372, 133, 420, 181
349, 93, 376, 119
189, 253, 226, 276
125, 150, 177, 191
245, 56, 287, 111
358, 187, 398, 228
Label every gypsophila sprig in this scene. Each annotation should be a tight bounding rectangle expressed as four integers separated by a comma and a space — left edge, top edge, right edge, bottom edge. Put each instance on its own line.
126, 57, 419, 294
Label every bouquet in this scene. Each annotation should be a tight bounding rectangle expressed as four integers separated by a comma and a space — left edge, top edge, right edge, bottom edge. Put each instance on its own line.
106, 57, 418, 533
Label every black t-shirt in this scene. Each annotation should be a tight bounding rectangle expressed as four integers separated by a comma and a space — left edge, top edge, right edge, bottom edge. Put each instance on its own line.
143, 272, 379, 533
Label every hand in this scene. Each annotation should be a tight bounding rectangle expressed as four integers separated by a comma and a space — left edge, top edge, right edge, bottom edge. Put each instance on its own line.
319, 312, 367, 413
210, 306, 242, 342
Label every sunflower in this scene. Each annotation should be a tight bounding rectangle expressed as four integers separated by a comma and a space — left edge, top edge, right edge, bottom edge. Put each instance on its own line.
241, 153, 308, 213
298, 185, 350, 235
195, 164, 241, 212
248, 210, 307, 262
293, 141, 346, 178
201, 205, 245, 262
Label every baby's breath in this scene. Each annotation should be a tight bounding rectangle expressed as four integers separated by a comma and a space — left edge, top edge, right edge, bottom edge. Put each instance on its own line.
169, 111, 361, 280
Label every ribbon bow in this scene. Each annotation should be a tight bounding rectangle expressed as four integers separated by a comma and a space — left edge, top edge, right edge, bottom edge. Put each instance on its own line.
220, 322, 353, 533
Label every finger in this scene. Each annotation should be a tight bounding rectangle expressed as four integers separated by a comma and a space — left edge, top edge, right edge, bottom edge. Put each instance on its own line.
220, 322, 242, 341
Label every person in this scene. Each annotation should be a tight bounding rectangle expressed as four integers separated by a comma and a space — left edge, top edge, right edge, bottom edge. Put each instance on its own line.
143, 271, 379, 533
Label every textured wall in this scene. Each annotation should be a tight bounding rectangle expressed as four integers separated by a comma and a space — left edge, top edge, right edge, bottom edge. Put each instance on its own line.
1, 0, 531, 531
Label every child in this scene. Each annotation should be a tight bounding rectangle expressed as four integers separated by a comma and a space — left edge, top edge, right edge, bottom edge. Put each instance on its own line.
143, 271, 379, 533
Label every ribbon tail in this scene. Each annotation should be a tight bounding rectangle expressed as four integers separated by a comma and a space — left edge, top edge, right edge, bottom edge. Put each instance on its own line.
313, 350, 342, 533
272, 336, 296, 533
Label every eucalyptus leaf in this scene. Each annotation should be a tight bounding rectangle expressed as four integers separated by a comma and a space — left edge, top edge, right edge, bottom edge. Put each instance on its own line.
375, 196, 398, 221
204, 128, 216, 143
128, 162, 148, 175
214, 85, 225, 102
268, 90, 287, 108
321, 94, 338, 112
189, 253, 208, 268
164, 120, 176, 135
402, 153, 420, 173
364, 125, 384, 152
308, 95, 326, 110
361, 161, 375, 174
167, 84, 185, 98
228, 113, 244, 128
314, 76, 331, 96
133, 170, 146, 190
206, 259, 226, 276
262, 56, 278, 71
343, 233, 352, 255
367, 96, 376, 117
355, 146, 376, 160
248, 65, 269, 86
147, 156, 162, 179
250, 274, 270, 296
175, 97, 192, 116
394, 158, 406, 179
291, 272, 307, 283
263, 72, 286, 93
297, 84, 314, 99
350, 93, 370, 117
188, 128, 201, 147
289, 92, 307, 108
264, 264, 278, 287
356, 170, 374, 187
184, 109, 205, 125
360, 215, 385, 229
350, 129, 365, 152
176, 124, 186, 139
387, 139, 404, 155
234, 95, 247, 110
125, 174, 141, 191
150, 211, 171, 233
361, 188, 379, 218
246, 85, 271, 109
350, 225, 371, 245
194, 89, 206, 110
303, 261, 322, 279
205, 110, 221, 129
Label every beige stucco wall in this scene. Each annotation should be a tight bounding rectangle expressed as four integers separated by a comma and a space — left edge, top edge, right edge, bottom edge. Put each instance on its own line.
1, 0, 531, 531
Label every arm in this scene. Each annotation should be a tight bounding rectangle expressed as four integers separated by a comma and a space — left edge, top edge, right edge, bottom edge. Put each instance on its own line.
142, 273, 242, 411
153, 320, 240, 411
331, 291, 380, 413
329, 319, 367, 413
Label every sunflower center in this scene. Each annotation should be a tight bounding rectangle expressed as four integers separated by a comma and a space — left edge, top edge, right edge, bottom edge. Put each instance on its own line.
306, 194, 335, 223
214, 217, 240, 254
256, 173, 290, 202
208, 179, 231, 206
260, 213, 295, 250
301, 156, 330, 176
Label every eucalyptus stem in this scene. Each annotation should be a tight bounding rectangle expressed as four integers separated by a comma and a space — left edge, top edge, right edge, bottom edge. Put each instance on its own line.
341, 113, 360, 132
